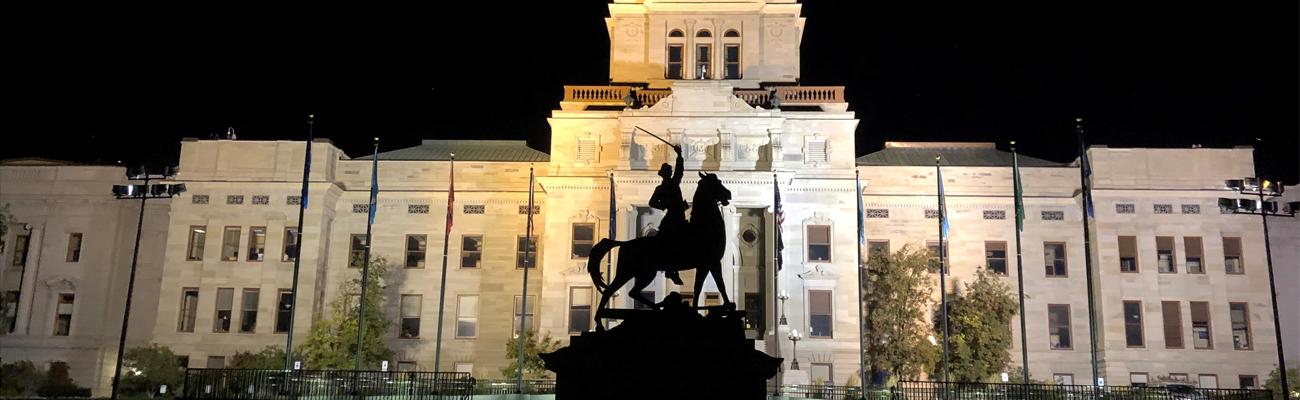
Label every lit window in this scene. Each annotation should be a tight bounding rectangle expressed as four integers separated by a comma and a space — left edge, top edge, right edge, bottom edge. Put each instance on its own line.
1048, 304, 1071, 350
240, 289, 259, 333
186, 226, 206, 261
1044, 243, 1067, 277
405, 235, 427, 268
178, 288, 199, 332
572, 223, 596, 259
809, 290, 832, 338
985, 241, 1007, 275
457, 295, 478, 338
400, 294, 421, 339
213, 288, 233, 333
806, 225, 831, 262
65, 233, 82, 262
247, 227, 266, 261
220, 226, 241, 261
461, 235, 483, 268
1230, 302, 1251, 350
569, 287, 593, 333
53, 293, 75, 336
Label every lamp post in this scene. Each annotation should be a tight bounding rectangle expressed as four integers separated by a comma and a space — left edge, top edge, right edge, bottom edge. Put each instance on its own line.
788, 328, 802, 370
778, 290, 790, 326
110, 167, 185, 400
1220, 178, 1294, 395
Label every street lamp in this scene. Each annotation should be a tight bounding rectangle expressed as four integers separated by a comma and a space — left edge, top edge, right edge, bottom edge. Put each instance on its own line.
1220, 178, 1293, 395
778, 290, 790, 326
788, 328, 803, 370
110, 167, 185, 400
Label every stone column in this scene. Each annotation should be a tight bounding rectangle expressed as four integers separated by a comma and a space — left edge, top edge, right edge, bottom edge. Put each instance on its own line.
15, 224, 43, 335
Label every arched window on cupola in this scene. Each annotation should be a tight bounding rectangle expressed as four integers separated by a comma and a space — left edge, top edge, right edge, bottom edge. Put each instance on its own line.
696, 29, 712, 38
666, 29, 686, 79
694, 30, 713, 79
724, 29, 740, 37
668, 29, 685, 37
721, 29, 742, 79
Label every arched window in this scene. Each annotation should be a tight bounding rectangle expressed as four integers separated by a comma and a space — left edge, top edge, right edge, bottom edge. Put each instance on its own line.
666, 29, 685, 79
696, 30, 712, 38
668, 29, 685, 37
724, 29, 740, 38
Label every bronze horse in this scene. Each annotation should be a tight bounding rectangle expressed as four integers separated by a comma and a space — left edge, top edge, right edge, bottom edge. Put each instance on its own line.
587, 172, 734, 330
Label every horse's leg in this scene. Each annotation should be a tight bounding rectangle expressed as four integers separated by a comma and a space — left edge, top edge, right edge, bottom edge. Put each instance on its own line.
628, 273, 655, 308
711, 259, 733, 306
692, 264, 708, 308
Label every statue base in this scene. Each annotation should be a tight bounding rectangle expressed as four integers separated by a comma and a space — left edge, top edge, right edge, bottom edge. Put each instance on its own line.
540, 295, 782, 400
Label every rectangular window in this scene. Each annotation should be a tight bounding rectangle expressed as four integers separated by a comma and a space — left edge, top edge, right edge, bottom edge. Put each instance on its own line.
400, 294, 421, 339
186, 227, 205, 261
220, 226, 241, 261
1130, 373, 1149, 387
516, 236, 537, 269
53, 293, 74, 336
695, 44, 712, 79
1223, 237, 1244, 274
568, 287, 593, 333
1191, 301, 1213, 349
1044, 242, 1067, 277
513, 295, 537, 337
666, 45, 683, 79
572, 223, 595, 259
206, 356, 225, 368
456, 295, 478, 338
247, 227, 266, 261
1184, 237, 1204, 274
1162, 301, 1184, 348
1238, 375, 1257, 389
178, 288, 199, 332
809, 290, 833, 338
454, 362, 473, 374
65, 233, 83, 262
12, 234, 31, 266
985, 241, 1007, 275
868, 241, 890, 262
214, 288, 233, 333
1198, 375, 1218, 389
240, 289, 259, 333
1054, 374, 1074, 385
806, 225, 832, 262
405, 235, 427, 268
1156, 236, 1176, 273
1048, 304, 1072, 349
1230, 302, 1251, 350
2, 290, 19, 333
811, 363, 833, 385
1118, 236, 1138, 272
926, 241, 946, 273
275, 290, 292, 333
349, 234, 367, 268
461, 235, 482, 268
1124, 300, 1144, 348
723, 44, 740, 79
281, 228, 299, 262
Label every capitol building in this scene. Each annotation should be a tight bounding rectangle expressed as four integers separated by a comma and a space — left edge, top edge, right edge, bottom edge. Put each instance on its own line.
1, 0, 1295, 396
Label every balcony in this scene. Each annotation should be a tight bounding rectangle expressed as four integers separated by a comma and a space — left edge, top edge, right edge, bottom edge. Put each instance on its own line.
561, 84, 846, 110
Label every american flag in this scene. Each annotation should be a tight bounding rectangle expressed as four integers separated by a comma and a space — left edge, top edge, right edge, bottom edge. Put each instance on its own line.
774, 175, 785, 271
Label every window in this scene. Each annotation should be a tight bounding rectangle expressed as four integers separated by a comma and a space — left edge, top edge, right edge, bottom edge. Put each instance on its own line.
1054, 374, 1074, 385
281, 228, 299, 262
1190, 301, 1213, 349
1185, 237, 1204, 273
1223, 237, 1243, 274
926, 241, 946, 273
1130, 373, 1149, 387
1044, 243, 1067, 277
405, 235, 427, 268
1198, 375, 1218, 389
666, 45, 684, 79
696, 29, 711, 38
220, 226, 241, 261
349, 234, 367, 268
806, 225, 831, 262
186, 226, 205, 261
178, 288, 199, 332
53, 293, 74, 336
724, 29, 740, 37
512, 295, 537, 337
695, 43, 712, 79
192, 194, 210, 204
1048, 304, 1072, 349
456, 295, 478, 338
65, 233, 82, 262
461, 235, 482, 268
572, 223, 595, 259
1238, 375, 1257, 389
516, 236, 537, 269
1229, 302, 1251, 350
576, 139, 598, 163
811, 363, 833, 385
275, 290, 293, 333
400, 294, 421, 339
454, 362, 473, 374
1156, 236, 1176, 273
809, 290, 833, 338
214, 288, 233, 333
206, 356, 225, 368
806, 140, 829, 163
11, 234, 30, 266
569, 287, 593, 333
985, 241, 1007, 275
1161, 301, 1183, 348
1124, 301, 1144, 347
247, 227, 267, 261
240, 289, 259, 333
867, 241, 890, 262
2, 290, 19, 333
177, 356, 190, 368
668, 29, 684, 37
1118, 236, 1138, 272
723, 44, 740, 79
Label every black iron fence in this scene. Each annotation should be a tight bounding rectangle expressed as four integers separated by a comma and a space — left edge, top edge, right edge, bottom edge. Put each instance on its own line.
768, 381, 1272, 400
182, 368, 474, 400
469, 379, 556, 395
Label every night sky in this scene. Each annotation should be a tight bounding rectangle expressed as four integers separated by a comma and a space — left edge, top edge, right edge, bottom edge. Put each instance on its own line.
8, 1, 1297, 182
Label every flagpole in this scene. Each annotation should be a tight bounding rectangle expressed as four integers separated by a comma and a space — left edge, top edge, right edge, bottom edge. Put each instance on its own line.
854, 170, 869, 392
772, 173, 784, 394
936, 156, 949, 382
1075, 118, 1102, 388
607, 171, 615, 297
1011, 141, 1030, 383
433, 154, 455, 373
355, 137, 379, 372
515, 166, 535, 392
284, 114, 313, 370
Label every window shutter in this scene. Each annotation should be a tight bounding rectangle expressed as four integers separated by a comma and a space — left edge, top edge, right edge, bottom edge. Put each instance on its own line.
576, 139, 598, 163
806, 140, 828, 163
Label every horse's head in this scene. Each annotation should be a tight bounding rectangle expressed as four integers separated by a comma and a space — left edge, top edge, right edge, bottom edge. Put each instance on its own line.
696, 171, 731, 206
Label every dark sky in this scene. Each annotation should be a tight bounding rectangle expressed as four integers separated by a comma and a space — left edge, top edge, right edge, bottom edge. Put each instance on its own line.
8, 1, 1298, 182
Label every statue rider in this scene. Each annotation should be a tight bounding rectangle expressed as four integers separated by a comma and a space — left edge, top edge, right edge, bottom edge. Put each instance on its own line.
649, 144, 687, 285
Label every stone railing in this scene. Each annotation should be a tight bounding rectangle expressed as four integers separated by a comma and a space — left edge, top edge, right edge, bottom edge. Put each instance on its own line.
561, 85, 846, 109
774, 86, 844, 104
563, 85, 631, 105
636, 89, 671, 106
734, 89, 772, 107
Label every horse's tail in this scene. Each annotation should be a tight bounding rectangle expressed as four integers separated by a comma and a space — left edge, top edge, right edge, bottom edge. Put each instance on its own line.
587, 238, 619, 293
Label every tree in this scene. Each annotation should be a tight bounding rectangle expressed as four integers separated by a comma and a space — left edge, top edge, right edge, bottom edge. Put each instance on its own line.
1264, 367, 1297, 400
36, 361, 91, 398
501, 329, 562, 379
230, 346, 290, 369
0, 360, 44, 397
934, 268, 1019, 382
121, 344, 185, 398
863, 244, 937, 382
299, 255, 394, 369
0, 203, 16, 254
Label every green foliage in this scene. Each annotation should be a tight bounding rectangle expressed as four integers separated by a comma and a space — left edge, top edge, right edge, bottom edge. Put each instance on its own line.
0, 203, 15, 253
934, 268, 1019, 382
1265, 367, 1298, 400
122, 344, 185, 398
1006, 366, 1047, 384
0, 360, 44, 397
230, 346, 290, 369
500, 329, 562, 379
35, 361, 91, 398
300, 255, 394, 369
864, 244, 937, 381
